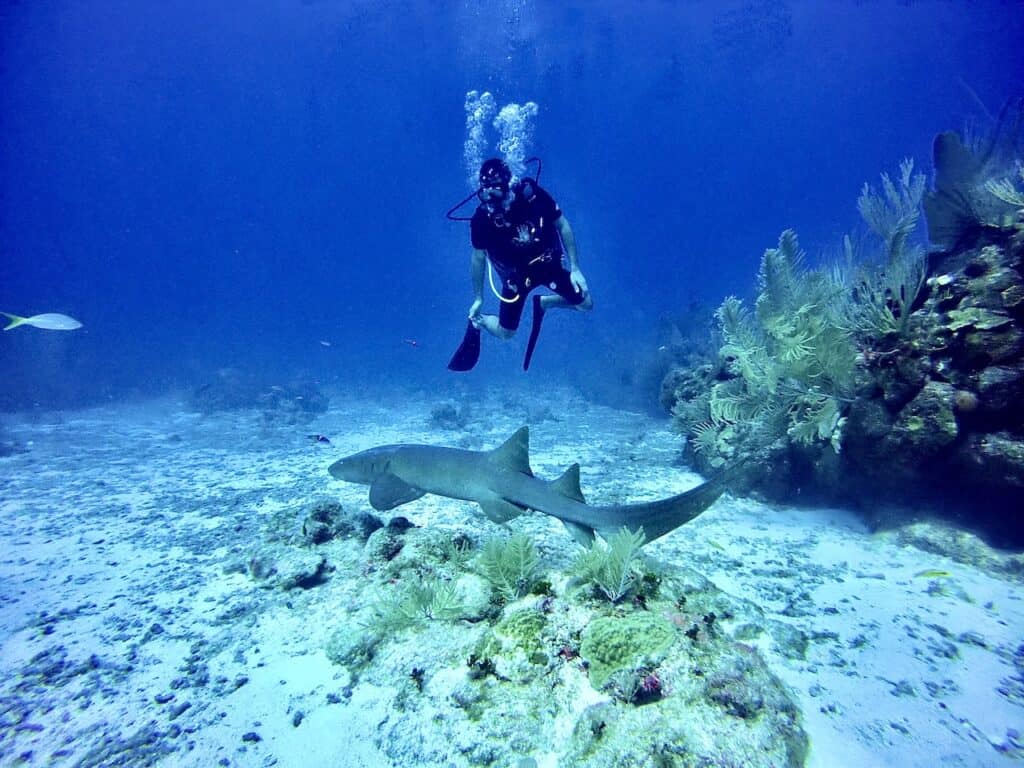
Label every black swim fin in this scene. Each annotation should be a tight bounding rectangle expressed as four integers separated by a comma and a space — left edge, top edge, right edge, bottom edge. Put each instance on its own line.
523, 295, 545, 371
448, 321, 481, 372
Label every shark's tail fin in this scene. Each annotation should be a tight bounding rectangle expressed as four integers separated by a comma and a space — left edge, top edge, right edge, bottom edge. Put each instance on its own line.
1, 312, 28, 331
608, 459, 747, 543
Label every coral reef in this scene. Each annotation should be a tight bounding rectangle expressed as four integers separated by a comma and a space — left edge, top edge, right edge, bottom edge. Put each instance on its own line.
579, 612, 676, 688
571, 526, 647, 603
477, 533, 541, 601
314, 518, 807, 767
667, 227, 863, 495
664, 114, 1024, 544
841, 207, 1024, 539
300, 500, 383, 545
924, 98, 1024, 251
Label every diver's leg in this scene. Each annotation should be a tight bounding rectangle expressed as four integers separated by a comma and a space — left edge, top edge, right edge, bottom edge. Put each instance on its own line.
540, 269, 593, 312
538, 293, 564, 311
470, 275, 525, 340
538, 294, 577, 311
472, 289, 525, 340
473, 313, 516, 339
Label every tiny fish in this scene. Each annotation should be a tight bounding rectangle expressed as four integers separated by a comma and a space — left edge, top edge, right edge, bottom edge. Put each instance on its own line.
403, 339, 420, 348
914, 569, 951, 579
319, 340, 332, 347
308, 434, 331, 444
2, 311, 82, 331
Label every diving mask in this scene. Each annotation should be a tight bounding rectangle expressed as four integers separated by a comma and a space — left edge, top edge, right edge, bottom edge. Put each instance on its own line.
478, 158, 512, 202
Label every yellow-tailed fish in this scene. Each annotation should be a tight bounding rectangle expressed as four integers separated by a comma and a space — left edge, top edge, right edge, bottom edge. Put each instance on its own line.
2, 312, 82, 331
914, 569, 951, 579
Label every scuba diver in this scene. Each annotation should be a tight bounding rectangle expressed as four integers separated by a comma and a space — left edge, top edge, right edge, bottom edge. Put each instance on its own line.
448, 158, 593, 371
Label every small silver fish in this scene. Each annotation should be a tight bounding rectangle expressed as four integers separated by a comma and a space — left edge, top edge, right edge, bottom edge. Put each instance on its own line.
2, 312, 83, 331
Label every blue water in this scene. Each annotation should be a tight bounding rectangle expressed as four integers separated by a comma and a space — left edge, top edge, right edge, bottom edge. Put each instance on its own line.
1, 0, 1020, 407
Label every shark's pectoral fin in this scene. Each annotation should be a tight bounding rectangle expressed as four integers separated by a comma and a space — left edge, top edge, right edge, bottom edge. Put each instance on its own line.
489, 426, 533, 476
369, 475, 427, 511
560, 520, 597, 547
479, 499, 527, 523
550, 463, 586, 503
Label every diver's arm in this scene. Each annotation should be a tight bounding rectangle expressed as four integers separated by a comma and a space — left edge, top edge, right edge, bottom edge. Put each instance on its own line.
556, 216, 580, 271
556, 216, 589, 296
468, 248, 487, 318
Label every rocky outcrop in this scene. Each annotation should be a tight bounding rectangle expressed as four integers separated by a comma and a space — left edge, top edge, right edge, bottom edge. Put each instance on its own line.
841, 229, 1024, 535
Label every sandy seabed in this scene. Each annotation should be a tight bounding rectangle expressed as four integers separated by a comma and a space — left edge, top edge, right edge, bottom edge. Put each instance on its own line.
0, 384, 1021, 767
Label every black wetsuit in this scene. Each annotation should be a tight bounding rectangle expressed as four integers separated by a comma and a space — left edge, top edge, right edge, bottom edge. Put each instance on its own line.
470, 181, 585, 330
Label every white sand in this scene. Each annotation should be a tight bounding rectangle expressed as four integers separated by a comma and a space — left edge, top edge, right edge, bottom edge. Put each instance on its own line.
0, 387, 1020, 767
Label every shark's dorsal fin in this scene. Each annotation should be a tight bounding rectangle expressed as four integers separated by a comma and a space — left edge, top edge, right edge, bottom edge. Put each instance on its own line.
369, 475, 426, 511
489, 426, 532, 476
550, 463, 586, 504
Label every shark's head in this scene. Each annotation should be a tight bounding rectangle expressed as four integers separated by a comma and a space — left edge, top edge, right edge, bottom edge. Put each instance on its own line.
328, 446, 398, 484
